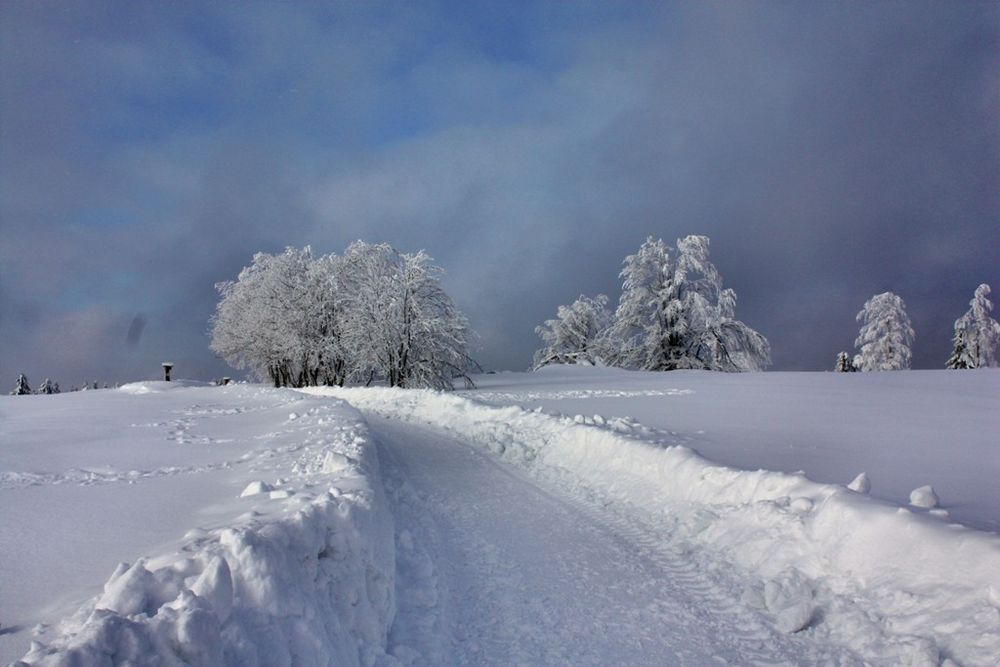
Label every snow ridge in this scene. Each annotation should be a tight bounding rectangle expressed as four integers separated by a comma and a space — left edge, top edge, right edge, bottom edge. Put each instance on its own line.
304, 386, 1000, 666
15, 399, 398, 667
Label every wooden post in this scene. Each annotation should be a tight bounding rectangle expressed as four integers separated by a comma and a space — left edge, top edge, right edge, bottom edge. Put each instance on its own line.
162, 363, 173, 382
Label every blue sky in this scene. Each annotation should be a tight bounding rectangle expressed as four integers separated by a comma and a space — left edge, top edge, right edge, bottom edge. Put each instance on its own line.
1, 1, 998, 385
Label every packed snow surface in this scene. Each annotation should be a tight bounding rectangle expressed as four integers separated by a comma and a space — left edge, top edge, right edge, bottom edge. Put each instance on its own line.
2, 368, 999, 665
0, 383, 395, 666
470, 367, 1000, 532
304, 367, 1000, 666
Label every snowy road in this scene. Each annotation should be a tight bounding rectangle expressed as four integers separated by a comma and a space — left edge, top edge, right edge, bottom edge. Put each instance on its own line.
369, 414, 853, 666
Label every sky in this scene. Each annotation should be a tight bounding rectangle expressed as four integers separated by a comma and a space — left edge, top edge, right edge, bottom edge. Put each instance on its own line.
1, 1, 998, 386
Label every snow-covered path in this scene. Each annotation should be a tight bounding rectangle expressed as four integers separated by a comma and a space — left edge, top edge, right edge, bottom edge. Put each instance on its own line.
370, 414, 851, 666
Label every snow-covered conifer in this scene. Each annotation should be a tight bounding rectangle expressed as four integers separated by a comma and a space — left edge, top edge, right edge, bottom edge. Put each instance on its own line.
854, 292, 914, 371
37, 378, 56, 394
945, 338, 971, 370
603, 237, 672, 369
10, 373, 32, 395
533, 294, 611, 369
947, 284, 1000, 369
834, 351, 855, 372
605, 235, 770, 372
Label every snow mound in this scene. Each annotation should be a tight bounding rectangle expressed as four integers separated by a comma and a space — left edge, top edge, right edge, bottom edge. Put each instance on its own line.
118, 380, 211, 394
16, 400, 396, 667
239, 480, 272, 497
910, 484, 939, 509
303, 385, 1000, 666
763, 569, 815, 634
847, 471, 870, 493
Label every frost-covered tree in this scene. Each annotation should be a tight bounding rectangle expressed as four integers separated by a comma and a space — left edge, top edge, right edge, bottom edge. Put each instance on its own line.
339, 242, 473, 389
946, 284, 1000, 369
10, 373, 31, 395
945, 339, 971, 370
37, 378, 56, 394
854, 292, 914, 371
210, 247, 322, 387
603, 237, 673, 369
533, 294, 611, 369
834, 351, 856, 372
211, 243, 474, 390
605, 235, 770, 372
291, 252, 351, 387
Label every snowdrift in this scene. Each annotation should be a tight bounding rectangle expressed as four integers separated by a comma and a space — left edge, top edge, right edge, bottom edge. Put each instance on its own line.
303, 385, 1000, 666
14, 398, 397, 667
117, 380, 213, 394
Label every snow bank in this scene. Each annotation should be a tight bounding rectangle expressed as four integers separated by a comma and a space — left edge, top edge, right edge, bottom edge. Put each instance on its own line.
14, 399, 398, 667
118, 380, 212, 394
305, 386, 1000, 666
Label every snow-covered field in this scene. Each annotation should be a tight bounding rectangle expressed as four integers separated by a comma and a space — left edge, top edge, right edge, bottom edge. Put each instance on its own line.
2, 368, 998, 665
0, 382, 395, 666
469, 367, 1000, 533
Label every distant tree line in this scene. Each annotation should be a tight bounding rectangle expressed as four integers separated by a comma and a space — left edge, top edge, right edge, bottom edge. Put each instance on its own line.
209, 242, 476, 390
532, 235, 999, 374
533, 235, 771, 372
8, 375, 114, 395
833, 283, 999, 371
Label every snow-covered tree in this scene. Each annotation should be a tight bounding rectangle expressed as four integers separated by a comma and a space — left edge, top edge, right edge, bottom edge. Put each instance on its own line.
211, 243, 474, 390
339, 242, 474, 389
947, 284, 1000, 369
37, 378, 56, 394
10, 373, 31, 395
210, 247, 318, 387
945, 339, 971, 370
603, 237, 673, 369
854, 292, 914, 371
533, 294, 611, 369
605, 235, 770, 372
834, 351, 856, 372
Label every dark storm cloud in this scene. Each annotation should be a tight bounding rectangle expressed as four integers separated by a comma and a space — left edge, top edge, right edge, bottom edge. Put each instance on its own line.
1, 1, 997, 385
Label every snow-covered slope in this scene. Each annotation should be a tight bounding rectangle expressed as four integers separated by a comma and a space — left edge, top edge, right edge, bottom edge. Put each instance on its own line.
4, 369, 998, 666
304, 367, 1000, 666
1, 383, 395, 666
472, 366, 1000, 532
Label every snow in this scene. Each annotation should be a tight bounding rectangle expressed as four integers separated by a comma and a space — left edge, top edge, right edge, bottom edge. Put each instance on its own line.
3, 368, 999, 665
369, 414, 856, 665
303, 366, 1000, 665
469, 366, 1000, 532
0, 382, 395, 666
847, 472, 870, 494
910, 485, 940, 509
239, 480, 272, 497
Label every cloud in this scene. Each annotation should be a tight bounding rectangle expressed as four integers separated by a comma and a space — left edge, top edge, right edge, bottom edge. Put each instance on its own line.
1, 1, 997, 384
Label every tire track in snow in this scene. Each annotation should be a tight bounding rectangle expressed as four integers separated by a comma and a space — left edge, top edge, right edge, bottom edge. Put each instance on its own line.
369, 415, 859, 666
